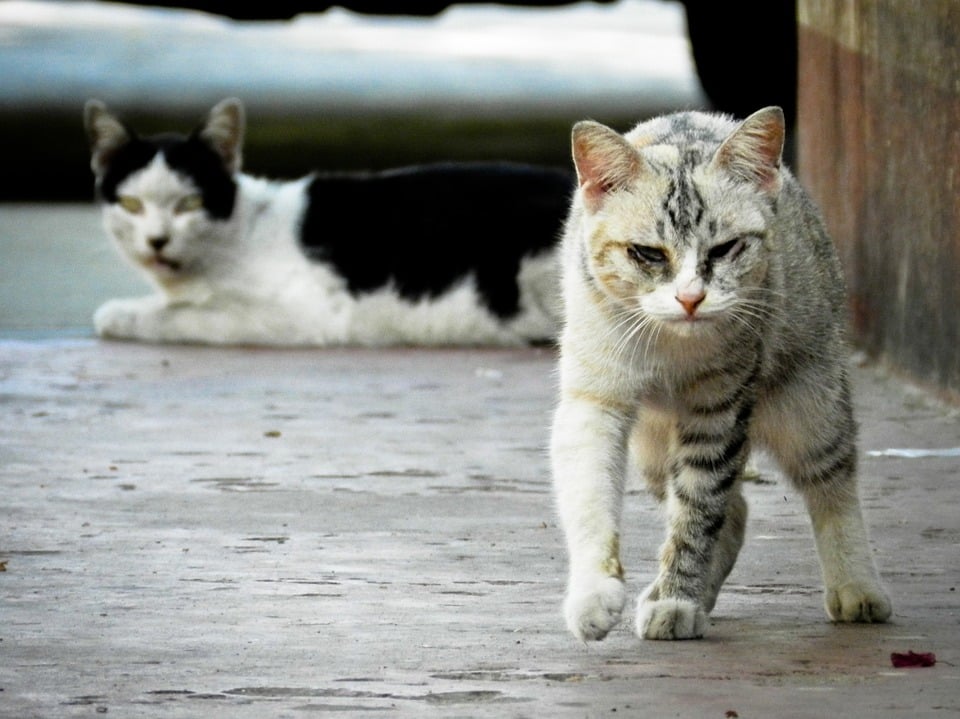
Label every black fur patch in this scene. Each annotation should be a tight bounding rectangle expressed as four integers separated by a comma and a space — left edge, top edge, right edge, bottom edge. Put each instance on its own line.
662, 152, 705, 241
97, 131, 237, 219
299, 163, 573, 318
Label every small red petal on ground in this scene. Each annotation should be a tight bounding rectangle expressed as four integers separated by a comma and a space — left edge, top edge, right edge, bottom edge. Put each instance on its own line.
891, 651, 936, 668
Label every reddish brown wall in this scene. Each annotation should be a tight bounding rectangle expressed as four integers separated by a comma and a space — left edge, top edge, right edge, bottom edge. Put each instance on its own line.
797, 1, 960, 400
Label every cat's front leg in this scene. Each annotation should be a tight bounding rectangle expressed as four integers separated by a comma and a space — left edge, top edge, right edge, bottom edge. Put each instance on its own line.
551, 396, 631, 641
94, 295, 168, 341
636, 398, 753, 640
635, 487, 746, 640
95, 295, 269, 344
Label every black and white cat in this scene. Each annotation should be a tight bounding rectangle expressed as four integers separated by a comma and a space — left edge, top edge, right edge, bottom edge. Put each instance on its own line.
84, 98, 572, 346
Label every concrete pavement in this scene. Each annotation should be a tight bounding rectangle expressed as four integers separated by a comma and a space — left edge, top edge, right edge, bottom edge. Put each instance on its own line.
2, 227, 960, 716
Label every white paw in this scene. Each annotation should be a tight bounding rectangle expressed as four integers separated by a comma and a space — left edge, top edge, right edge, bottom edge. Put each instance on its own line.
825, 580, 892, 623
636, 596, 707, 640
93, 297, 155, 339
564, 576, 626, 641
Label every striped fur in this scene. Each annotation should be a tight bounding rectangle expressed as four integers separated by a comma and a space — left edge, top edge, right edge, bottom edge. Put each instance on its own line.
551, 107, 891, 641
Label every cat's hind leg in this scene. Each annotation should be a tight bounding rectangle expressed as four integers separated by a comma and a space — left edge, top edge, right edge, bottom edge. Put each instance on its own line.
758, 375, 891, 623
702, 484, 747, 613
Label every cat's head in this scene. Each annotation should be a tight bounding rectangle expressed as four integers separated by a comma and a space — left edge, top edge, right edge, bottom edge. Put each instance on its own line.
83, 98, 245, 284
570, 107, 785, 340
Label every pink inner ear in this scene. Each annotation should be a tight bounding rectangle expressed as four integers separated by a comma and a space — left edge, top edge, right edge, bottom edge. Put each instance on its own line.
744, 146, 780, 194
573, 141, 609, 210
715, 109, 785, 195
574, 150, 617, 209
572, 126, 643, 210
573, 137, 604, 188
579, 180, 610, 212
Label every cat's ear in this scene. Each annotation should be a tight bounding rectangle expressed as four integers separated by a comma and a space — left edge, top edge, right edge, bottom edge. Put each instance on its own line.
710, 106, 785, 196
84, 99, 131, 178
572, 121, 646, 212
199, 98, 245, 174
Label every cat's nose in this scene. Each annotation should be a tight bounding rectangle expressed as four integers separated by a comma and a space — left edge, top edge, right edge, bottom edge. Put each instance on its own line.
676, 288, 706, 316
676, 277, 706, 316
149, 236, 170, 252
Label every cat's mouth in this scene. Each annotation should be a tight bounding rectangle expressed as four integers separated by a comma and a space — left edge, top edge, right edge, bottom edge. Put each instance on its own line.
661, 312, 720, 336
144, 253, 182, 272
662, 311, 711, 325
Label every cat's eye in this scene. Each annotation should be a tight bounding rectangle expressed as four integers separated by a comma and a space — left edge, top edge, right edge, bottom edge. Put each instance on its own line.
174, 194, 203, 214
118, 196, 144, 214
708, 237, 747, 262
628, 245, 668, 265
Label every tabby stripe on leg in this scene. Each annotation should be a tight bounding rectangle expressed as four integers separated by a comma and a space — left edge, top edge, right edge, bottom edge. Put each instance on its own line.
682, 432, 747, 474
793, 442, 857, 487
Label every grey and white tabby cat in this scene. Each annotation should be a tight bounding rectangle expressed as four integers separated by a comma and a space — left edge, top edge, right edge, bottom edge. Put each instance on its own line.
551, 106, 892, 640
84, 98, 570, 346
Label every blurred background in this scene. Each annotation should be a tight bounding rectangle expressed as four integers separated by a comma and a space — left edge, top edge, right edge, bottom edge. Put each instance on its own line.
5, 0, 957, 406
0, 0, 797, 339
0, 0, 798, 201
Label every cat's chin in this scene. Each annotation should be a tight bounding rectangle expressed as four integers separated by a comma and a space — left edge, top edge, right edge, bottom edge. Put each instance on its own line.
659, 315, 720, 338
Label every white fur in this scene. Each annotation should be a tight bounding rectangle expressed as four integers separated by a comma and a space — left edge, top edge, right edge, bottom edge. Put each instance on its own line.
95, 172, 559, 347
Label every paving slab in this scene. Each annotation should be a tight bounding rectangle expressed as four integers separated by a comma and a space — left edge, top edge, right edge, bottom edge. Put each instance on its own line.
2, 339, 959, 718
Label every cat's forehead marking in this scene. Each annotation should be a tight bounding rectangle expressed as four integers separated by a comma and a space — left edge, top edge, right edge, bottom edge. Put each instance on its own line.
640, 144, 680, 166
115, 153, 198, 202
661, 151, 706, 243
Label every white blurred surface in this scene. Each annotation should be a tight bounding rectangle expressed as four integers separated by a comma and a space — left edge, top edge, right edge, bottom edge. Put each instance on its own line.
0, 0, 706, 115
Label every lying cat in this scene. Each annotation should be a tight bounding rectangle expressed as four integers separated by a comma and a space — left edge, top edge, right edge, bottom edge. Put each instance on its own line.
84, 98, 571, 346
551, 106, 892, 640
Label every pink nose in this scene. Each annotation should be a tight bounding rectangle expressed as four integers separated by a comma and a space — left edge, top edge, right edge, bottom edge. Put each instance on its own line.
676, 290, 705, 316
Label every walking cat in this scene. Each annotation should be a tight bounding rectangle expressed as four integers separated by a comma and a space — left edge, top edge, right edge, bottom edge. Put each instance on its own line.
84, 98, 571, 346
551, 106, 892, 640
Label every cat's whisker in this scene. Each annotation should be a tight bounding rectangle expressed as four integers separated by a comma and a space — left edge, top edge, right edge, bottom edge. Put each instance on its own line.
638, 315, 664, 367
610, 305, 658, 366
604, 305, 651, 360
724, 307, 771, 344
734, 303, 779, 322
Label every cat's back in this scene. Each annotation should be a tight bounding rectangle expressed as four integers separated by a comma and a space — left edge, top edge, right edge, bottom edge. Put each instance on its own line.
302, 161, 572, 250
298, 162, 573, 319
